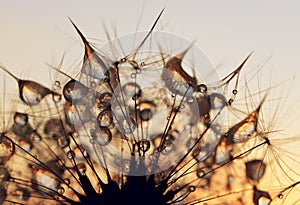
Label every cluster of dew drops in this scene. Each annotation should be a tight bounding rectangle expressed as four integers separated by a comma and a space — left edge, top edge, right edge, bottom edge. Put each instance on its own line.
0, 13, 297, 205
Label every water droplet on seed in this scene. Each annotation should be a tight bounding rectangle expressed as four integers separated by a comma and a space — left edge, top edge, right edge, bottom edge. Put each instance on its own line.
96, 92, 112, 107
67, 150, 75, 159
130, 73, 136, 79
123, 82, 141, 98
209, 93, 227, 109
0, 134, 15, 161
97, 109, 113, 127
118, 117, 136, 134
91, 126, 112, 146
13, 112, 28, 126
19, 80, 55, 105
57, 186, 65, 195
63, 79, 89, 104
138, 140, 150, 152
197, 84, 207, 93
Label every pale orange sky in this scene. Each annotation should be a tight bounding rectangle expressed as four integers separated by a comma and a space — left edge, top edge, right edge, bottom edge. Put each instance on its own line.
0, 0, 299, 135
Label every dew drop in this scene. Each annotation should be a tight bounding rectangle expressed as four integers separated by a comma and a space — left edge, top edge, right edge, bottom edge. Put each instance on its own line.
123, 82, 141, 98
19, 139, 32, 152
118, 117, 136, 134
227, 98, 234, 106
123, 160, 131, 172
153, 131, 177, 154
13, 188, 30, 201
0, 134, 15, 161
189, 186, 196, 192
57, 187, 65, 195
136, 68, 142, 74
130, 73, 136, 79
232, 89, 238, 95
77, 163, 86, 174
67, 150, 76, 159
63, 79, 89, 104
196, 169, 205, 178
74, 146, 89, 158
96, 92, 112, 107
91, 126, 112, 146
18, 80, 55, 105
209, 93, 227, 109
13, 112, 28, 126
139, 109, 153, 121
278, 193, 283, 199
253, 188, 271, 205
52, 93, 62, 103
55, 80, 60, 87
90, 81, 97, 88
138, 140, 150, 152
30, 131, 42, 143
97, 109, 113, 127
197, 84, 207, 93
226, 109, 259, 144
245, 160, 266, 181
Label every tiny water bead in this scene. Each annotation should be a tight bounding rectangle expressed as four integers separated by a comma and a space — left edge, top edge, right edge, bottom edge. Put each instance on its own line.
63, 79, 89, 104
117, 117, 137, 135
123, 82, 142, 98
197, 83, 207, 93
13, 112, 28, 126
12, 188, 30, 201
245, 160, 266, 181
96, 92, 112, 108
0, 135, 15, 162
67, 150, 76, 159
139, 108, 153, 121
138, 140, 151, 152
97, 109, 113, 127
91, 126, 112, 146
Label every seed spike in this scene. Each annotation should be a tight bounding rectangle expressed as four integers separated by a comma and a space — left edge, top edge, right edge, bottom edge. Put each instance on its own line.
221, 51, 253, 85
175, 41, 195, 60
0, 64, 20, 82
69, 18, 109, 80
46, 62, 75, 80
68, 17, 95, 61
256, 93, 268, 113
128, 8, 165, 59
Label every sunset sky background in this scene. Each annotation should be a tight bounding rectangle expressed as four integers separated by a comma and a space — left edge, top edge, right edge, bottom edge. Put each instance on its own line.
0, 0, 299, 135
